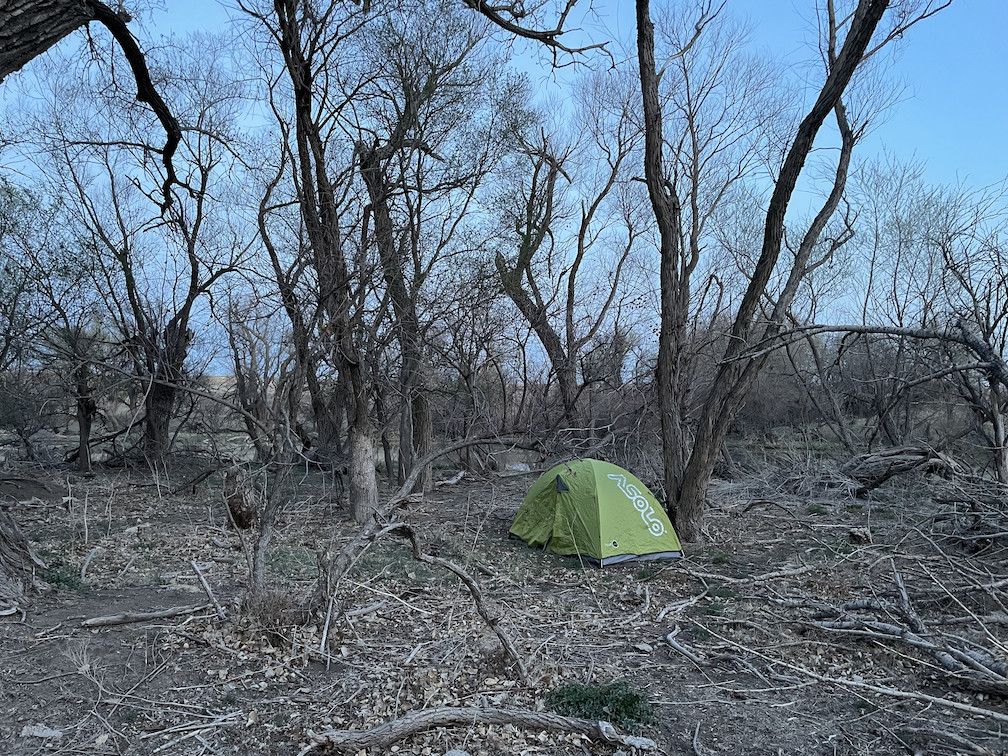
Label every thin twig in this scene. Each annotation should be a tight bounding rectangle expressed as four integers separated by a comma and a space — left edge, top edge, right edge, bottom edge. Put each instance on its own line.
191, 560, 227, 619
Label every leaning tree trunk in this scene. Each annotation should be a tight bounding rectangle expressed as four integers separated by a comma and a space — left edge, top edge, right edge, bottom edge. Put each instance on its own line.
0, 0, 181, 204
0, 0, 93, 81
0, 509, 47, 610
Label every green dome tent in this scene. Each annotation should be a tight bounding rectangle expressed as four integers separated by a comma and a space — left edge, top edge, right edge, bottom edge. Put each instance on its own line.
509, 459, 682, 565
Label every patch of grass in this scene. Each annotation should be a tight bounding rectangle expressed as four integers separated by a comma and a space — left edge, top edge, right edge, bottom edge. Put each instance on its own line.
709, 550, 732, 565
806, 503, 829, 516
710, 586, 736, 600
634, 564, 661, 581
703, 603, 725, 616
41, 561, 81, 591
268, 545, 317, 579
355, 542, 436, 582
846, 504, 864, 512
546, 680, 654, 732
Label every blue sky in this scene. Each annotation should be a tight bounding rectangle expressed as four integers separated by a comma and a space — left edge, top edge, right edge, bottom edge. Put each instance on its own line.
112, 0, 1008, 191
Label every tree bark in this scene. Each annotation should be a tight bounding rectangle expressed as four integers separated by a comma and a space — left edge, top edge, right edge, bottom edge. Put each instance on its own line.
76, 394, 96, 473
143, 381, 175, 459
0, 0, 93, 82
635, 0, 689, 524
349, 420, 378, 523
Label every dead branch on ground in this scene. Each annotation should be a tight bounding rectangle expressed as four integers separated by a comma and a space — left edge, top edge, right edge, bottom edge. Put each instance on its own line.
840, 446, 966, 496
301, 706, 656, 754
778, 563, 1007, 695
394, 523, 529, 683
81, 603, 212, 627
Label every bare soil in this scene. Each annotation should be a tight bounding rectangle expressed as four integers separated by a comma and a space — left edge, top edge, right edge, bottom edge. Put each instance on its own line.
0, 459, 1005, 755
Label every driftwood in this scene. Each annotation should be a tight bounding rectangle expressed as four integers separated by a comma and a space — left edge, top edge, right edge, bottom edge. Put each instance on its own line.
840, 446, 965, 495
301, 706, 657, 754
81, 603, 212, 627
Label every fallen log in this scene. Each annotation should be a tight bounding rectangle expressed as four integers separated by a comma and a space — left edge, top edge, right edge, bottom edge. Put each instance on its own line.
840, 446, 966, 495
81, 603, 212, 627
301, 706, 657, 754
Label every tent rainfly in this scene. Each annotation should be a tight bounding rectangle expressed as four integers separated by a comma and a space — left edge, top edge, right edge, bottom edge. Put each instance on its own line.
509, 459, 682, 565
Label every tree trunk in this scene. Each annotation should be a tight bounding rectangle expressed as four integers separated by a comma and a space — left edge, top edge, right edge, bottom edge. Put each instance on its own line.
645, 0, 891, 541
635, 0, 689, 521
144, 381, 175, 459
76, 395, 96, 473
360, 148, 433, 492
0, 0, 93, 82
349, 420, 378, 523
990, 381, 1008, 484
412, 390, 432, 492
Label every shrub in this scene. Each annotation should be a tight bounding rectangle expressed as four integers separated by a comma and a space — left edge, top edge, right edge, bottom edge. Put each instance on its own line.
546, 680, 654, 731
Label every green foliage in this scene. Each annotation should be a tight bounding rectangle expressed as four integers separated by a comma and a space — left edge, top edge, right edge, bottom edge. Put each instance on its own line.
267, 545, 317, 579
42, 560, 81, 591
546, 680, 655, 732
807, 503, 829, 516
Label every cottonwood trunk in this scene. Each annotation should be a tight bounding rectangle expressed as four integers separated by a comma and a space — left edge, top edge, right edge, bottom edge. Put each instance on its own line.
360, 149, 433, 492
144, 382, 175, 460
636, 0, 689, 523
76, 395, 96, 473
349, 421, 378, 523
672, 0, 890, 541
0, 0, 92, 81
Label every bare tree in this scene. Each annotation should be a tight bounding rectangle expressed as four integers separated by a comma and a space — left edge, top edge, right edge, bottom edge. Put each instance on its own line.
13, 34, 246, 461
637, 0, 949, 540
0, 0, 181, 206
494, 70, 646, 431
243, 0, 384, 521
352, 0, 511, 490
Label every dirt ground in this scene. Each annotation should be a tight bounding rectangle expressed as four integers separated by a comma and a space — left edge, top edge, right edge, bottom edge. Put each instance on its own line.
0, 458, 1005, 756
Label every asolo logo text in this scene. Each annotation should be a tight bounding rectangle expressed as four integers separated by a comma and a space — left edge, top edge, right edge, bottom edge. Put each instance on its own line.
606, 473, 666, 536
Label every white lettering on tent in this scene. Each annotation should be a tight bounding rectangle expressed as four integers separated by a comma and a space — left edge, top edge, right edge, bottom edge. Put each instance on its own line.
606, 473, 666, 536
